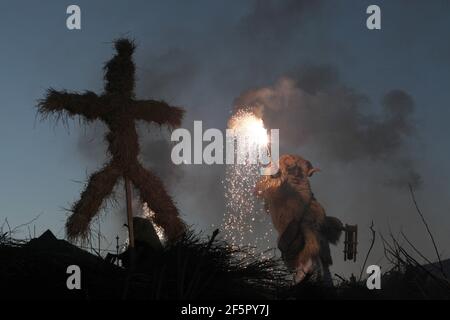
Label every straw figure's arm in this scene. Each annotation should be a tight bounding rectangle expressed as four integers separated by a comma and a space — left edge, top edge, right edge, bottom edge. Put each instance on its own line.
133, 100, 184, 128
38, 89, 107, 121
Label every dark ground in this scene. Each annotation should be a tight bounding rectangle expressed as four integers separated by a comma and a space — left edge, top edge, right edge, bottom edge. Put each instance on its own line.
1, 230, 449, 300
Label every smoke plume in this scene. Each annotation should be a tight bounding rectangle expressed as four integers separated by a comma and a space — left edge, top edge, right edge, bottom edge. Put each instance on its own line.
235, 65, 421, 188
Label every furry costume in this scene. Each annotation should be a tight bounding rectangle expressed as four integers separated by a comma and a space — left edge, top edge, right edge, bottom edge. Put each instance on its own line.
256, 154, 343, 283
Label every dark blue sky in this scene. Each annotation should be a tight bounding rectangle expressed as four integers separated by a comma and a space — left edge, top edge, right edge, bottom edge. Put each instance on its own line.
1, 0, 449, 276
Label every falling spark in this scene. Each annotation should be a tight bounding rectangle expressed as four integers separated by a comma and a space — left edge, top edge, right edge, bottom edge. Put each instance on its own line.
222, 109, 276, 260
142, 203, 166, 243
121, 203, 166, 251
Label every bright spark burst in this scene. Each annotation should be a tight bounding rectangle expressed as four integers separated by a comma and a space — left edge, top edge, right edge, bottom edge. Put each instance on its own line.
142, 203, 166, 243
228, 110, 269, 147
222, 109, 276, 260
121, 204, 165, 254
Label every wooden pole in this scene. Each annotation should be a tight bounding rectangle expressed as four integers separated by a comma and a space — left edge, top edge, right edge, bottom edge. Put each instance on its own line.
124, 176, 135, 249
123, 176, 135, 299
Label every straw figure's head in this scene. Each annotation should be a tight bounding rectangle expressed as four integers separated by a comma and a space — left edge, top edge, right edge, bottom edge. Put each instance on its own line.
104, 38, 136, 98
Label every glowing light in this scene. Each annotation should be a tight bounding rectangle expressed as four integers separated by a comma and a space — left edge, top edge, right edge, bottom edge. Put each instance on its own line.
228, 110, 269, 147
222, 109, 276, 260
142, 203, 166, 243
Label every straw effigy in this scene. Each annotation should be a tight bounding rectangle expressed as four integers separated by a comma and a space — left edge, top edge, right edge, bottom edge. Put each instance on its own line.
37, 39, 186, 243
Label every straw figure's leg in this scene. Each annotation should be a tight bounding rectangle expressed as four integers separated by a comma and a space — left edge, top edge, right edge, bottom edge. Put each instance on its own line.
129, 162, 186, 242
66, 162, 121, 241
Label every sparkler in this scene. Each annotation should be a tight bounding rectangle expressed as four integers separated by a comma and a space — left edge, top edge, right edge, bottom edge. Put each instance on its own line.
142, 203, 166, 243
121, 203, 165, 251
222, 109, 276, 259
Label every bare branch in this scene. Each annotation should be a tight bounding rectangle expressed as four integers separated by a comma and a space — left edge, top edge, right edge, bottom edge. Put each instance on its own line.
408, 183, 446, 278
359, 221, 376, 281
11, 213, 43, 234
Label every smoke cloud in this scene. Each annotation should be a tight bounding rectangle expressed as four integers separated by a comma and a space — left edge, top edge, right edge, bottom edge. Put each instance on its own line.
235, 65, 421, 188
